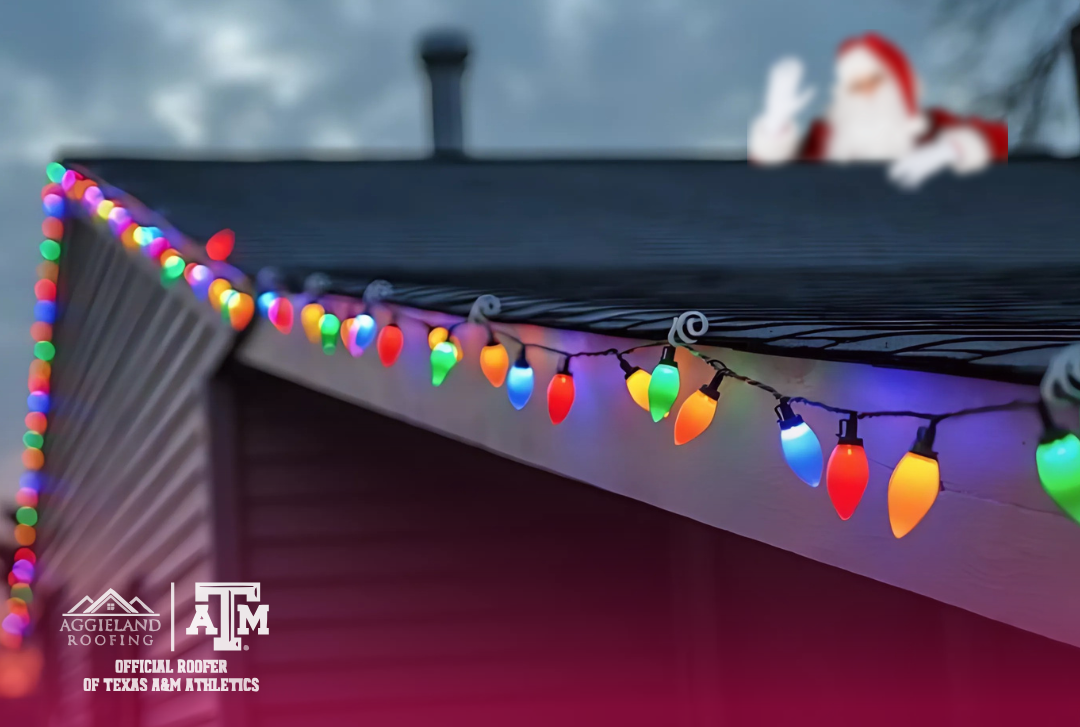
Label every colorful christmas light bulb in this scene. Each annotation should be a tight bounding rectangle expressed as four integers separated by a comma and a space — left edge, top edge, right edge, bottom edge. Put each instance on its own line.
25, 412, 47, 434
257, 292, 277, 316
42, 217, 64, 241
431, 341, 458, 386
319, 313, 340, 354
450, 335, 464, 362
40, 239, 61, 261
206, 229, 235, 261
619, 359, 652, 412
1035, 405, 1080, 524
34, 341, 55, 362
674, 371, 724, 445
219, 289, 239, 319
161, 255, 186, 285
428, 326, 449, 350
228, 293, 255, 330
353, 314, 377, 350
34, 300, 56, 324
507, 349, 534, 410
208, 279, 232, 311
775, 400, 823, 487
888, 426, 941, 538
301, 303, 325, 343
547, 358, 576, 425
340, 316, 356, 350
34, 280, 56, 302
268, 297, 294, 334
45, 162, 66, 184
189, 265, 213, 299
480, 335, 509, 387
377, 324, 404, 367
648, 346, 680, 423
826, 414, 870, 520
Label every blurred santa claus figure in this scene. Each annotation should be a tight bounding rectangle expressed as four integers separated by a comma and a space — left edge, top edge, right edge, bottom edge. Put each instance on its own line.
749, 33, 1008, 189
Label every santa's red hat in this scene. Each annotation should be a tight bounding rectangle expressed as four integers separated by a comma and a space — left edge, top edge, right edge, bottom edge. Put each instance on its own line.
837, 33, 918, 115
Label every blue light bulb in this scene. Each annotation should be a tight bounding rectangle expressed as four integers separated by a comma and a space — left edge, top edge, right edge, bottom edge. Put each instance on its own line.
775, 401, 823, 487
353, 314, 377, 350
257, 292, 278, 316
27, 392, 50, 413
34, 301, 56, 324
507, 350, 534, 410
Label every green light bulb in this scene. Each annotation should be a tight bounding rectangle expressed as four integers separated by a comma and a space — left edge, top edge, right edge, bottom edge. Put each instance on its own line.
319, 314, 340, 355
431, 341, 458, 387
46, 162, 66, 184
23, 432, 43, 449
15, 507, 37, 527
162, 256, 185, 285
648, 346, 680, 422
1037, 430, 1080, 524
34, 341, 55, 362
40, 240, 61, 261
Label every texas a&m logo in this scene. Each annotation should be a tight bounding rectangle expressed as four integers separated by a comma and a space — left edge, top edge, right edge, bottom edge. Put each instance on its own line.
185, 582, 268, 652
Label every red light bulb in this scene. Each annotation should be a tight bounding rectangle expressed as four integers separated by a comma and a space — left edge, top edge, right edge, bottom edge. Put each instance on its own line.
547, 358, 576, 425
826, 414, 870, 520
206, 229, 235, 261
34, 280, 56, 302
268, 297, 294, 334
377, 324, 404, 367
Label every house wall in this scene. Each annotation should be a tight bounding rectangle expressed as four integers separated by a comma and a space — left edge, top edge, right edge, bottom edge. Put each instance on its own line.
38, 220, 235, 727
238, 311, 1080, 649
223, 362, 1080, 726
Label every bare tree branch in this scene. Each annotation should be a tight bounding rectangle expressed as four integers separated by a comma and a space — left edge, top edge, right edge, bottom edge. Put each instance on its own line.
930, 0, 1078, 145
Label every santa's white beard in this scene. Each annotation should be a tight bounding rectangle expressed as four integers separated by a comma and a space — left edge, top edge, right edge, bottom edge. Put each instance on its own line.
825, 91, 923, 162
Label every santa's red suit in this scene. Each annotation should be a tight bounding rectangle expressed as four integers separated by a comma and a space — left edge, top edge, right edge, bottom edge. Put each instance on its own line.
749, 33, 1008, 189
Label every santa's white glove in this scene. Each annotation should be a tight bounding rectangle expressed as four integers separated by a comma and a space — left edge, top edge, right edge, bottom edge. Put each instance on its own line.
749, 57, 816, 165
887, 139, 957, 191
761, 57, 816, 132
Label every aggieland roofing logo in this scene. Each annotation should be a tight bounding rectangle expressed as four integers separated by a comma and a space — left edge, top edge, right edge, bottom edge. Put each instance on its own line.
61, 589, 161, 647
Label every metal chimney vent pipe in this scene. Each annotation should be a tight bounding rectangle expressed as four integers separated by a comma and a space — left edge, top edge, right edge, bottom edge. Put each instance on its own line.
420, 30, 470, 158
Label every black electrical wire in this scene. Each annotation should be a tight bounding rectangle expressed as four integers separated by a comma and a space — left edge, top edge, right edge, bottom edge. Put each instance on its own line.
377, 300, 1042, 428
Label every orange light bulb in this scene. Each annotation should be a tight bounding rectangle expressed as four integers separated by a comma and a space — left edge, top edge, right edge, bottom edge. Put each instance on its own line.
301, 303, 325, 344
888, 426, 941, 538
480, 338, 510, 387
227, 292, 255, 330
340, 316, 356, 348
673, 371, 724, 446
428, 327, 449, 350
450, 335, 464, 362
14, 525, 35, 547
208, 279, 232, 312
620, 359, 652, 412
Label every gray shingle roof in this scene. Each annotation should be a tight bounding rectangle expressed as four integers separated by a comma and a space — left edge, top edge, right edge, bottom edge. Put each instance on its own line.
63, 155, 1080, 383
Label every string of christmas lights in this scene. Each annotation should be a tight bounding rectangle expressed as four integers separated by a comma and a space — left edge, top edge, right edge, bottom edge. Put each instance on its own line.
10, 161, 1080, 648
3, 164, 257, 649
256, 275, 1075, 541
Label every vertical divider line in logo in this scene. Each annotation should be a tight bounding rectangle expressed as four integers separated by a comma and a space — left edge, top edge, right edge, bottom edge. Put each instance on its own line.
170, 582, 175, 652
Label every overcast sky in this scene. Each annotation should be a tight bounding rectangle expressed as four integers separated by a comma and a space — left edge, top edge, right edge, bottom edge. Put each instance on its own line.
0, 0, 1077, 524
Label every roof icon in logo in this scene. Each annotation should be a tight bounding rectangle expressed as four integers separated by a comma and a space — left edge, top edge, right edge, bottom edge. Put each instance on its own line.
63, 589, 159, 617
